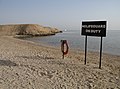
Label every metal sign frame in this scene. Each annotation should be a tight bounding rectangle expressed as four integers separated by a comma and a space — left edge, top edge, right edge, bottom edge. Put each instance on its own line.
81, 21, 107, 69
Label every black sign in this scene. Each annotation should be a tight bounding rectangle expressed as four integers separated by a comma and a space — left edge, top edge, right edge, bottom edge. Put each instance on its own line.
81, 21, 106, 37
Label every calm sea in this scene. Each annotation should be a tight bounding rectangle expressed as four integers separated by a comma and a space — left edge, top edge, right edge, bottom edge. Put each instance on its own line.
24, 30, 120, 56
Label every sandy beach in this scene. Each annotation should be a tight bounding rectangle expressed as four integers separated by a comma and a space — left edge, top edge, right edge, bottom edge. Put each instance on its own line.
0, 36, 120, 89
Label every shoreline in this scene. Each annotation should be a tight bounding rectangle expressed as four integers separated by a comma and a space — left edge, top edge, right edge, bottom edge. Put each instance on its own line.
20, 36, 120, 57
0, 36, 120, 89
20, 30, 120, 56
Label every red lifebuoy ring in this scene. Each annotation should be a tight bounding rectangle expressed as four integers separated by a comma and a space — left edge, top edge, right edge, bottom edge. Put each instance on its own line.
61, 40, 69, 55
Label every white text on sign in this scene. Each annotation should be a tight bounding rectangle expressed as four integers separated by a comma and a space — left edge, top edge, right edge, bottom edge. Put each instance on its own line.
86, 29, 101, 34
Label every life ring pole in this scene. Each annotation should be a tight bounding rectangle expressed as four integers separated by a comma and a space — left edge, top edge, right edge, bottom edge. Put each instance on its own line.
62, 51, 64, 59
62, 42, 64, 59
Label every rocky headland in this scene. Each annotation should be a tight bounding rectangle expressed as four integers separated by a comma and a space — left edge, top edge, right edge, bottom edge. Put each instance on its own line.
0, 24, 62, 37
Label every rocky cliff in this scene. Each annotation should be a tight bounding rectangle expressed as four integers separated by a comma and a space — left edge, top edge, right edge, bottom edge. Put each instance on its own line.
0, 24, 61, 36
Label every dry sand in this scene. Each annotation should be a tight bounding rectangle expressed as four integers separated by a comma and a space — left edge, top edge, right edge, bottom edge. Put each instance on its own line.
0, 36, 120, 89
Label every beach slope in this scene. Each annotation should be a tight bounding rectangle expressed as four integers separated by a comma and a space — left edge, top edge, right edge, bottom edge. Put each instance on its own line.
0, 36, 120, 89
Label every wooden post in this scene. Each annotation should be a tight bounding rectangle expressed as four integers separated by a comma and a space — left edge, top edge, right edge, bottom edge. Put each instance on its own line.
62, 45, 64, 59
61, 40, 64, 59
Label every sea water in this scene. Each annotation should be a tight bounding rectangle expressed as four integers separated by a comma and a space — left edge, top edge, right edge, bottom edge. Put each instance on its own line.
24, 30, 120, 56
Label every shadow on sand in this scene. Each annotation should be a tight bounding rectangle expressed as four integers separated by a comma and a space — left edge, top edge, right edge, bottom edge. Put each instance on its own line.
0, 60, 17, 66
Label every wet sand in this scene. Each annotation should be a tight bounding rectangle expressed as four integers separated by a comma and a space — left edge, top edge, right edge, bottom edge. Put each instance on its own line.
0, 36, 120, 89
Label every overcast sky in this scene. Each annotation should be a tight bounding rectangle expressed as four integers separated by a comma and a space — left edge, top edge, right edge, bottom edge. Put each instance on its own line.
0, 0, 120, 30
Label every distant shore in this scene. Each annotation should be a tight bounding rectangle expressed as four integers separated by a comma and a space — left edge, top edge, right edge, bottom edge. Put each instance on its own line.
0, 36, 120, 89
0, 24, 62, 37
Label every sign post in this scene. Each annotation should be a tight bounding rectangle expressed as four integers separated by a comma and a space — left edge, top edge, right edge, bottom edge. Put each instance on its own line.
99, 36, 103, 69
81, 21, 107, 69
85, 35, 87, 65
